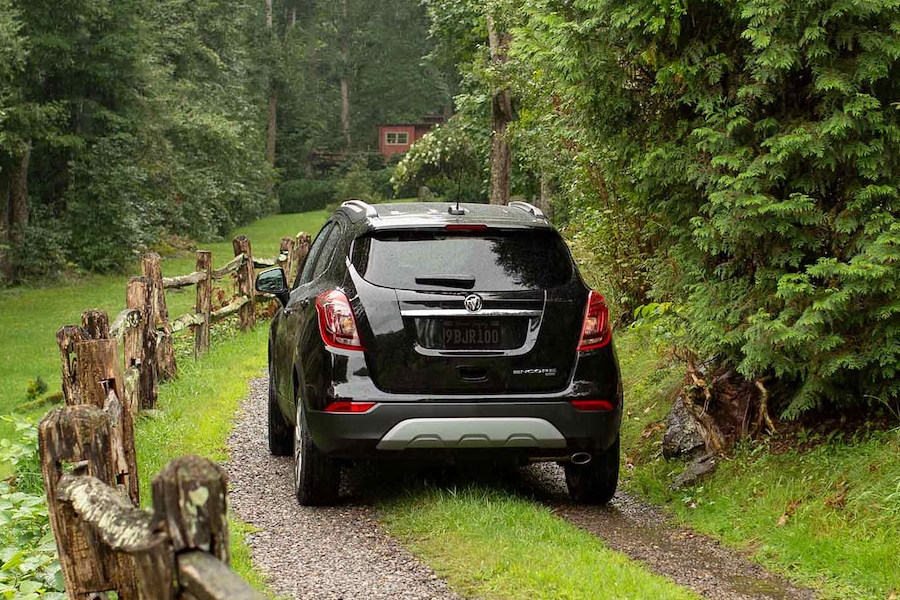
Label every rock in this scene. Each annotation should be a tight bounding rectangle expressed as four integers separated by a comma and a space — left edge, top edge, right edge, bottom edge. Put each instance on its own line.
671, 453, 718, 490
662, 395, 706, 460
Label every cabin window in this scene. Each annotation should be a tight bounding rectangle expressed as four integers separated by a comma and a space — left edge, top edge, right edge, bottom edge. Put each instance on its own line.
385, 132, 409, 145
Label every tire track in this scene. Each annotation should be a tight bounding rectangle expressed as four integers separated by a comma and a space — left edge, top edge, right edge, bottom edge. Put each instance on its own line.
226, 376, 818, 600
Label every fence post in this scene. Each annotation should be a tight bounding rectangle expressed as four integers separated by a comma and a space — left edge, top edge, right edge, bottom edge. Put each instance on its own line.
151, 455, 230, 562
142, 252, 177, 380
73, 310, 140, 505
195, 250, 212, 359
232, 235, 255, 331
81, 309, 109, 339
278, 236, 294, 283
292, 232, 311, 283
39, 406, 139, 600
126, 276, 158, 410
57, 326, 85, 405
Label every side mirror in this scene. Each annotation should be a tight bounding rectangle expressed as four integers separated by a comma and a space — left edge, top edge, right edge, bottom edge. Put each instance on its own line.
255, 267, 289, 306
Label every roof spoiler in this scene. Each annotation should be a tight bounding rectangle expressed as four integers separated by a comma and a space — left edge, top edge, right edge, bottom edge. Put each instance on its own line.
341, 199, 378, 220
508, 201, 547, 220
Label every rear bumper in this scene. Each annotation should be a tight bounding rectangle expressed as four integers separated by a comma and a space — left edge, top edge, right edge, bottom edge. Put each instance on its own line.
306, 400, 621, 459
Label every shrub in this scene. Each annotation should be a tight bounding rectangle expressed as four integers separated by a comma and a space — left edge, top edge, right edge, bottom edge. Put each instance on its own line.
334, 157, 380, 203
0, 416, 65, 600
517, 0, 900, 418
8, 209, 69, 283
278, 178, 335, 214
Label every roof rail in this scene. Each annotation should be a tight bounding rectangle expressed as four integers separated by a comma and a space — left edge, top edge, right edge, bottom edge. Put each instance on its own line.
508, 201, 546, 220
341, 199, 378, 220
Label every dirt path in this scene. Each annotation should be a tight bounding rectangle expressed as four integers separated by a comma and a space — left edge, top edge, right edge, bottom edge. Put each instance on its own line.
225, 377, 818, 600
520, 465, 818, 600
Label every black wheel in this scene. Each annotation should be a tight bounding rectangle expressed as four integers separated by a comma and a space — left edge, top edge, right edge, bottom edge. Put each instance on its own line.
564, 436, 619, 505
267, 368, 292, 456
293, 401, 340, 506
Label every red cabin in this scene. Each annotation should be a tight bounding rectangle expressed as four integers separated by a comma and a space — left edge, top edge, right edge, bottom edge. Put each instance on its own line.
378, 115, 445, 160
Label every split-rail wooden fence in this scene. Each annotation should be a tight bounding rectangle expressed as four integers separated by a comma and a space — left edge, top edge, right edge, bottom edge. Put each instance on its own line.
40, 231, 310, 599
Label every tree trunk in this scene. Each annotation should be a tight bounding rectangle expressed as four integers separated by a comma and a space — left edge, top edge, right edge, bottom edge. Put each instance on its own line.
340, 0, 352, 150
487, 15, 511, 206
538, 172, 553, 217
0, 145, 31, 282
0, 163, 10, 283
267, 89, 278, 169
266, 0, 277, 198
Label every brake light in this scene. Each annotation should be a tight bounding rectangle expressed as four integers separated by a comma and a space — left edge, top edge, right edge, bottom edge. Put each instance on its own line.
571, 399, 615, 411
577, 290, 611, 351
445, 224, 487, 231
316, 290, 365, 350
324, 401, 377, 413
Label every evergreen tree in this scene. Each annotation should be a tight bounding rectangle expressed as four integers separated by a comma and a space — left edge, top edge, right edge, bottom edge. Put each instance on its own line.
510, 0, 900, 417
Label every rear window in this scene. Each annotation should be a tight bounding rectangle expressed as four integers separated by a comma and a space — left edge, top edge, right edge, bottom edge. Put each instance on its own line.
351, 229, 574, 291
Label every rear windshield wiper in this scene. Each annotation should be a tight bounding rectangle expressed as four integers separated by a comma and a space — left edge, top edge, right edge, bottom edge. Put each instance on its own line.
414, 274, 476, 289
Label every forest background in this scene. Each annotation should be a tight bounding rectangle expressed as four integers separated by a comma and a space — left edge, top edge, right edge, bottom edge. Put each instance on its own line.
4, 0, 900, 424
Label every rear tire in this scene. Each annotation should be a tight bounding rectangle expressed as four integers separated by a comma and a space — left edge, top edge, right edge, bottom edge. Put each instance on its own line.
293, 402, 340, 506
267, 369, 292, 456
564, 436, 619, 505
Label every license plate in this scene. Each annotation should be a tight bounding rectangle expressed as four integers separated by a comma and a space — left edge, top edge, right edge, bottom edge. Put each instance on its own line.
441, 319, 503, 349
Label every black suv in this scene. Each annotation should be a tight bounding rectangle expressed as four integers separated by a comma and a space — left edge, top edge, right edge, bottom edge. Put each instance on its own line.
256, 201, 623, 506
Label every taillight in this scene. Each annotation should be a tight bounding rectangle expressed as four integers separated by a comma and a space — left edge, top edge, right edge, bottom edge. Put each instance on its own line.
316, 290, 365, 350
324, 401, 377, 413
445, 224, 487, 231
571, 399, 615, 411
577, 290, 611, 351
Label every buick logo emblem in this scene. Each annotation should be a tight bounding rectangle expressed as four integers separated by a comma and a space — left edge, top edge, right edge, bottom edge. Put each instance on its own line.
464, 294, 483, 313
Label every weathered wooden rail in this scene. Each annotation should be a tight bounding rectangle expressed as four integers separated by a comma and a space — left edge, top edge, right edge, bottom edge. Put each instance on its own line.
66, 232, 311, 412
41, 231, 311, 598
45, 294, 294, 597
41, 404, 267, 600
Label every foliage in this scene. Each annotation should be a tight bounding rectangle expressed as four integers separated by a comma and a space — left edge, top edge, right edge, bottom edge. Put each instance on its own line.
278, 178, 335, 214
0, 416, 41, 494
334, 156, 382, 204
618, 327, 900, 599
0, 417, 65, 600
7, 209, 68, 281
274, 0, 453, 165
24, 378, 46, 404
391, 119, 488, 202
449, 0, 900, 418
0, 0, 273, 279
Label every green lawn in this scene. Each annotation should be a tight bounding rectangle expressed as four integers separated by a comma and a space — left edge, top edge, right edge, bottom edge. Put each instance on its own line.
0, 211, 327, 441
134, 324, 270, 588
615, 330, 900, 600
7, 206, 896, 599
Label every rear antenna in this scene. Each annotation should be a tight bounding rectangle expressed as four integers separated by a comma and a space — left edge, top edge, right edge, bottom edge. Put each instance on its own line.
449, 170, 466, 215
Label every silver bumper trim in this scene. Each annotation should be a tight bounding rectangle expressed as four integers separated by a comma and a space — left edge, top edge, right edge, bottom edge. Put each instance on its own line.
376, 417, 566, 451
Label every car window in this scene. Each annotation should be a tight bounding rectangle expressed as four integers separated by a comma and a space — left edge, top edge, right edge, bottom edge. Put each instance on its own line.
297, 222, 336, 286
312, 221, 344, 279
351, 229, 573, 292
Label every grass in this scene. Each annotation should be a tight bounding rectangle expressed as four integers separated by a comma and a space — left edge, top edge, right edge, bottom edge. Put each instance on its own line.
134, 323, 269, 588
0, 207, 326, 587
8, 205, 897, 599
381, 486, 700, 600
0, 210, 327, 444
614, 328, 900, 600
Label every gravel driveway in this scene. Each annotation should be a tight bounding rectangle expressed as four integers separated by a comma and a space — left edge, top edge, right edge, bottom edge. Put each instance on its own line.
225, 377, 818, 600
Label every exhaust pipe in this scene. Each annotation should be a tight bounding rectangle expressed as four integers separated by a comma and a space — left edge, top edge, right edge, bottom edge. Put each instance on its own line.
570, 452, 592, 465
